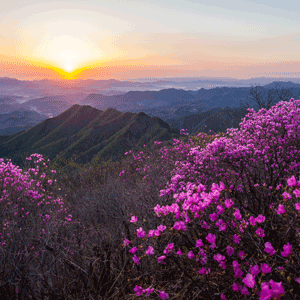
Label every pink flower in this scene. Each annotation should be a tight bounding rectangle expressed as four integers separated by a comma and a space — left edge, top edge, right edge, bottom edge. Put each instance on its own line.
219, 261, 227, 269
143, 286, 154, 296
209, 213, 219, 221
293, 190, 300, 198
295, 203, 300, 211
145, 246, 154, 256
249, 216, 257, 226
206, 233, 216, 244
243, 274, 255, 288
255, 214, 265, 223
256, 227, 265, 237
158, 255, 166, 264
275, 204, 286, 214
134, 285, 143, 296
158, 290, 169, 299
214, 253, 225, 263
129, 247, 137, 254
282, 192, 292, 200
264, 242, 275, 255
233, 234, 241, 244
188, 251, 195, 259
217, 205, 224, 214
157, 224, 167, 232
240, 286, 250, 295
136, 227, 145, 238
281, 243, 292, 257
154, 229, 161, 236
232, 282, 240, 292
234, 268, 244, 279
130, 216, 137, 223
148, 230, 155, 237
232, 261, 240, 270
250, 265, 260, 276
287, 175, 297, 187
259, 282, 273, 300
173, 221, 186, 231
123, 238, 130, 246
260, 263, 272, 274
133, 255, 139, 265
176, 248, 182, 256
198, 267, 210, 274
226, 246, 234, 256
224, 198, 234, 208
233, 209, 242, 220
293, 276, 300, 284
196, 239, 203, 248
269, 280, 284, 297
163, 243, 174, 254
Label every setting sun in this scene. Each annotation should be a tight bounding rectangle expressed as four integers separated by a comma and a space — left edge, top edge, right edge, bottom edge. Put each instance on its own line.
35, 35, 96, 74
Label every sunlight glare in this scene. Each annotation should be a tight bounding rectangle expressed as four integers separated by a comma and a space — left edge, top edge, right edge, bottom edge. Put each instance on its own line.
58, 50, 80, 72
39, 35, 95, 73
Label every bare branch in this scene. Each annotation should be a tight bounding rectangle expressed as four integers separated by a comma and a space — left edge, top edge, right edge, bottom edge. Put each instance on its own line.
240, 82, 295, 112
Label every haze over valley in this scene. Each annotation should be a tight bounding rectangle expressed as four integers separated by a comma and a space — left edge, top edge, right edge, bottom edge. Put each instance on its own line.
1, 76, 299, 137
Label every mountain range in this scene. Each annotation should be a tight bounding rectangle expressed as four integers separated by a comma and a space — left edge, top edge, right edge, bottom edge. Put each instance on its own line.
0, 79, 299, 171
0, 104, 180, 170
1, 80, 298, 136
0, 108, 47, 135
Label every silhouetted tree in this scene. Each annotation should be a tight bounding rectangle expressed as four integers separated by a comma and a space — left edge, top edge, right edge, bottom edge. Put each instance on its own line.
240, 82, 294, 111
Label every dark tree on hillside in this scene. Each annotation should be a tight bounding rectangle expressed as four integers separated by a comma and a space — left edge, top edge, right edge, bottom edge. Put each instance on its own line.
240, 83, 294, 111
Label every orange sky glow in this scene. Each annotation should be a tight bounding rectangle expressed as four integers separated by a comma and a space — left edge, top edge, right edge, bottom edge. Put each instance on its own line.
1, 0, 300, 81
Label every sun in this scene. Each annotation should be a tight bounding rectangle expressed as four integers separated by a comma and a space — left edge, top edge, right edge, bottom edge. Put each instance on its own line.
33, 35, 100, 78
58, 49, 80, 73
46, 35, 92, 73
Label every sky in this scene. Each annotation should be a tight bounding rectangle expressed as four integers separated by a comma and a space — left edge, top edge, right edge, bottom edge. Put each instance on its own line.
0, 0, 300, 81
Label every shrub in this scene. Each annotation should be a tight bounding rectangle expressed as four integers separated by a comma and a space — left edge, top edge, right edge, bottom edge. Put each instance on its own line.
125, 99, 300, 299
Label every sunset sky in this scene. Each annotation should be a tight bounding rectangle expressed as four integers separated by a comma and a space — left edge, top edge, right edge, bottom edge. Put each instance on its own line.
1, 0, 300, 81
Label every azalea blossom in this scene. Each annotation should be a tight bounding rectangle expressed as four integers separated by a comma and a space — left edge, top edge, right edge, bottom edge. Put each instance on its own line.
123, 238, 130, 246
136, 227, 145, 238
145, 246, 154, 256
130, 216, 138, 223
243, 273, 255, 288
158, 255, 166, 264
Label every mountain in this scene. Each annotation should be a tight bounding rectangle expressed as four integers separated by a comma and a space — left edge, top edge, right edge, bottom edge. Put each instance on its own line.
0, 80, 298, 140
79, 88, 198, 111
165, 106, 249, 135
192, 87, 255, 108
20, 95, 78, 117
0, 109, 48, 135
1, 81, 299, 120
0, 77, 23, 87
0, 105, 180, 170
0, 95, 25, 103
125, 99, 210, 119
263, 81, 300, 89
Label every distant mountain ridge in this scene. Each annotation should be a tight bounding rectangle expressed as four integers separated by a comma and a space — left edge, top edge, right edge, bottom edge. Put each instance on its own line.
0, 109, 47, 135
1, 81, 299, 117
165, 106, 249, 135
0, 105, 180, 170
0, 80, 299, 138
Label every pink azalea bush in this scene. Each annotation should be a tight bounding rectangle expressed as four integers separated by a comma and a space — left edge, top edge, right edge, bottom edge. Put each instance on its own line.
124, 99, 300, 299
0, 154, 71, 248
0, 153, 76, 297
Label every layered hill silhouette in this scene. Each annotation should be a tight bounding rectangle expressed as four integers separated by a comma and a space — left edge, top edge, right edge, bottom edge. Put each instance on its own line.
165, 106, 249, 135
0, 108, 47, 135
0, 104, 180, 170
